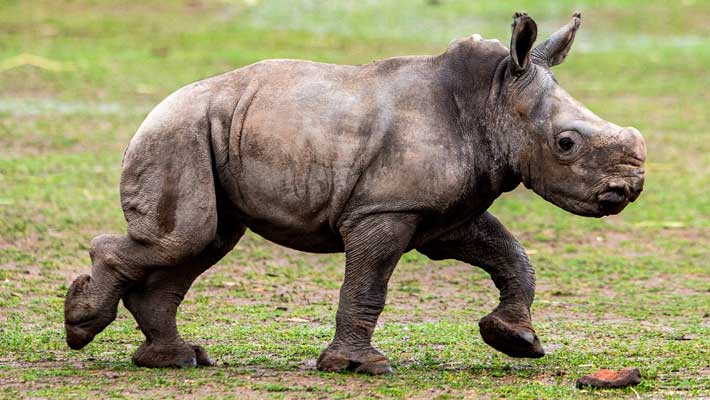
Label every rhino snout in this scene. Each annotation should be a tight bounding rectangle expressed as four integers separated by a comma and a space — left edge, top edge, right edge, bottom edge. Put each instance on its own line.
621, 126, 646, 164
620, 126, 646, 202
596, 166, 644, 215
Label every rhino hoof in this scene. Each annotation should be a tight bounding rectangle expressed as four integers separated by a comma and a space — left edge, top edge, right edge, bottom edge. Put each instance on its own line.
354, 360, 393, 375
479, 314, 545, 358
64, 274, 115, 350
317, 348, 393, 375
65, 324, 97, 350
132, 342, 214, 368
192, 345, 215, 367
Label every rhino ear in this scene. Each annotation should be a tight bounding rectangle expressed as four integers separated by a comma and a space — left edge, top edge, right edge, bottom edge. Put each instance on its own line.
509, 12, 538, 76
532, 11, 582, 67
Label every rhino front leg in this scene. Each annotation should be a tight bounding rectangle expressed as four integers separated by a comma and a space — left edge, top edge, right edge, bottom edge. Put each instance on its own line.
418, 211, 544, 358
317, 213, 419, 375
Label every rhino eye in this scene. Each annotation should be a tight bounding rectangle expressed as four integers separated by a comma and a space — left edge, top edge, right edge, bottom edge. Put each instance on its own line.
558, 137, 575, 151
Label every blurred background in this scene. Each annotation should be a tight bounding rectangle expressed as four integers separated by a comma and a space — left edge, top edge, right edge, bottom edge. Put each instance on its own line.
1, 1, 708, 398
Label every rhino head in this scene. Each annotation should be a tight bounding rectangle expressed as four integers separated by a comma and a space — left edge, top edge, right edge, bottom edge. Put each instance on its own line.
494, 12, 646, 217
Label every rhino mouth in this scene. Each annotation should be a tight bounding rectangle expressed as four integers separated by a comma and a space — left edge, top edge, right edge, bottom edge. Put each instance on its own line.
550, 191, 631, 218
597, 188, 629, 216
596, 176, 644, 216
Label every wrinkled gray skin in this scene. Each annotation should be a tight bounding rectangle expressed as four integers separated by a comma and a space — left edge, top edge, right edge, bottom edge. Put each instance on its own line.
64, 12, 646, 374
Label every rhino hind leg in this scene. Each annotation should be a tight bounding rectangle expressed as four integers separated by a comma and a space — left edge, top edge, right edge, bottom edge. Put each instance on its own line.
64, 225, 223, 351
65, 116, 222, 354
64, 234, 154, 350
124, 222, 245, 368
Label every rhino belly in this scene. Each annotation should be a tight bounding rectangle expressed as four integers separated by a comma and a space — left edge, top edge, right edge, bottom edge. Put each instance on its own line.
227, 109, 358, 253
232, 151, 346, 253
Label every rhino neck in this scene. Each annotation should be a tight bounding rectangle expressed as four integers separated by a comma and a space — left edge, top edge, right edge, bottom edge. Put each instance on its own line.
439, 42, 522, 203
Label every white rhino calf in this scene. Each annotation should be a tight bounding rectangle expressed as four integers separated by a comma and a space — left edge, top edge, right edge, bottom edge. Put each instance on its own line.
65, 12, 646, 374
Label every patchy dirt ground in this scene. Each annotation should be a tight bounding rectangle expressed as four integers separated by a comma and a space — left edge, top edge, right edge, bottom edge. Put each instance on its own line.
1, 226, 707, 399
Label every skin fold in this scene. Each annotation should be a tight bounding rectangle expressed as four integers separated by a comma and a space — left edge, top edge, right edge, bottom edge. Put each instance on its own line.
64, 12, 646, 374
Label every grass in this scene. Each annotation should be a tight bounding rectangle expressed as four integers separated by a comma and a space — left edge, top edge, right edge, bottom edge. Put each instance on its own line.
0, 0, 708, 398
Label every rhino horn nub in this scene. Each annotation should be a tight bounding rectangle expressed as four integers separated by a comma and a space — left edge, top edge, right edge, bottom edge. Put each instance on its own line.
531, 11, 582, 67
